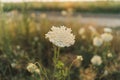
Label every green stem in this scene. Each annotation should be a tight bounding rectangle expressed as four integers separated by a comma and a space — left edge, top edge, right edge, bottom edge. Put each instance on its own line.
53, 46, 60, 80
35, 62, 49, 80
68, 59, 77, 80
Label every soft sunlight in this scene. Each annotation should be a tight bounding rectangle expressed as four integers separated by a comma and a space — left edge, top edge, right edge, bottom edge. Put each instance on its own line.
1, 0, 114, 2
0, 0, 120, 80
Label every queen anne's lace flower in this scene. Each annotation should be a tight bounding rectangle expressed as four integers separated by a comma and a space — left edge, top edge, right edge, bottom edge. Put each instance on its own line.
26, 63, 40, 74
45, 26, 75, 47
76, 55, 83, 61
101, 33, 113, 42
107, 53, 113, 57
91, 55, 102, 66
93, 37, 103, 47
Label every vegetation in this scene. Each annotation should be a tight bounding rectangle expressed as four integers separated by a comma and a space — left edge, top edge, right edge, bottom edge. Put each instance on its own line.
0, 1, 120, 80
2, 1, 120, 13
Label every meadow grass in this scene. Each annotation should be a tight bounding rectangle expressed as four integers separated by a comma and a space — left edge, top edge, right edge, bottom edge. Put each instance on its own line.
0, 12, 120, 79
0, 2, 120, 80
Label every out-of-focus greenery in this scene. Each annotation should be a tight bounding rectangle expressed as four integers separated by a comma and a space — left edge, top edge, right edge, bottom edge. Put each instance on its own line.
2, 1, 120, 13
0, 1, 120, 80
0, 10, 120, 80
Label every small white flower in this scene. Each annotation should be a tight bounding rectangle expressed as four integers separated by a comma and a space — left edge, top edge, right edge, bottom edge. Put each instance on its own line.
107, 53, 112, 57
101, 33, 113, 42
26, 63, 39, 73
104, 70, 108, 75
104, 28, 112, 33
79, 28, 85, 35
93, 37, 103, 47
11, 63, 17, 68
91, 55, 102, 66
76, 55, 83, 61
45, 26, 75, 47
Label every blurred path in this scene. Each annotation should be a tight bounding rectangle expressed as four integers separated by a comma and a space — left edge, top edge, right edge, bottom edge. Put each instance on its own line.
43, 12, 120, 28
6, 11, 120, 28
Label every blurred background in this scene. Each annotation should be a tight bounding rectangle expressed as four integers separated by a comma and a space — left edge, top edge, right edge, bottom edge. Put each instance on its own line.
0, 0, 120, 80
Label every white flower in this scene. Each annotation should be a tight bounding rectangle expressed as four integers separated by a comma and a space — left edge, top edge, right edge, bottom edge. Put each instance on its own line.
104, 70, 108, 75
26, 63, 39, 73
93, 37, 103, 47
11, 63, 17, 68
79, 28, 85, 35
107, 53, 112, 57
45, 26, 75, 47
76, 55, 83, 61
101, 33, 113, 42
104, 28, 112, 33
91, 55, 102, 66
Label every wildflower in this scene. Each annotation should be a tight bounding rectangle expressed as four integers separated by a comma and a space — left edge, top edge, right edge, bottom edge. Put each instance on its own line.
11, 63, 17, 68
76, 55, 83, 61
26, 63, 40, 74
101, 33, 113, 42
107, 53, 113, 57
91, 55, 102, 66
93, 37, 103, 47
45, 26, 75, 47
78, 28, 85, 35
73, 55, 83, 67
104, 70, 108, 75
104, 28, 112, 33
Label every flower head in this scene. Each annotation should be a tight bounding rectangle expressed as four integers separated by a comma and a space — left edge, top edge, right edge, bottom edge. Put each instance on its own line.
26, 63, 40, 74
45, 26, 75, 47
93, 37, 103, 47
76, 55, 83, 61
107, 53, 113, 57
91, 55, 102, 66
101, 33, 113, 42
